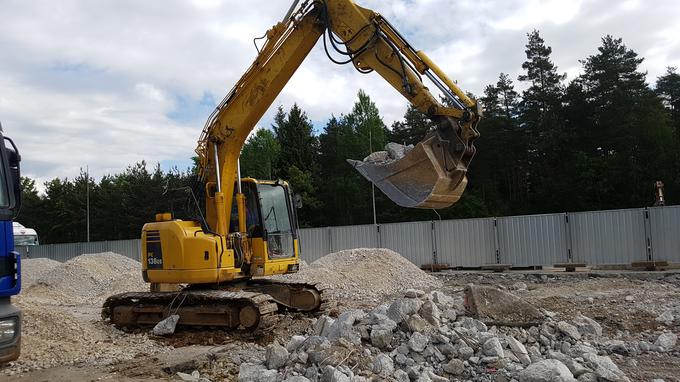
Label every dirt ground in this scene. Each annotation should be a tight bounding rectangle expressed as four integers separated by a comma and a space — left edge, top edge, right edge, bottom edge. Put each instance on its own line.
2, 266, 680, 381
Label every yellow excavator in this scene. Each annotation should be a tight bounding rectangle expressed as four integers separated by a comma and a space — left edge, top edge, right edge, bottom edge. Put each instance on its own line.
103, 0, 480, 330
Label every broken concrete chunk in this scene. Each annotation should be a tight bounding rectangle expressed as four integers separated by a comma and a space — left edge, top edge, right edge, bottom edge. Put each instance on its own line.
430, 291, 455, 308
387, 297, 423, 324
370, 328, 393, 349
507, 335, 531, 366
314, 316, 336, 337
464, 285, 544, 327
408, 332, 429, 353
372, 353, 394, 376
152, 314, 180, 336
443, 358, 465, 375
385, 142, 414, 160
283, 377, 311, 382
404, 288, 425, 298
393, 369, 410, 382
581, 353, 630, 382
363, 151, 389, 163
519, 359, 576, 382
482, 337, 505, 358
460, 316, 488, 332
654, 332, 677, 350
321, 365, 351, 382
286, 335, 307, 352
238, 363, 278, 382
406, 314, 431, 333
176, 371, 200, 382
572, 314, 602, 337
265, 342, 289, 370
656, 310, 675, 326
557, 321, 582, 340
419, 300, 441, 326
458, 345, 474, 360
326, 310, 365, 344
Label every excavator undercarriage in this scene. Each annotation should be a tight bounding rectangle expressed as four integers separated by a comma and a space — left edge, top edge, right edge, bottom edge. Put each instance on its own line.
103, 280, 325, 330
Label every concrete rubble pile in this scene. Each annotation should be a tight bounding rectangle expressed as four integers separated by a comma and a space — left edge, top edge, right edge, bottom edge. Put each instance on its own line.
239, 285, 677, 382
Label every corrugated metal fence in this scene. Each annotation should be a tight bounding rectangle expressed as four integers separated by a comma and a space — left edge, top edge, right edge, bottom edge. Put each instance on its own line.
16, 206, 680, 267
16, 239, 141, 263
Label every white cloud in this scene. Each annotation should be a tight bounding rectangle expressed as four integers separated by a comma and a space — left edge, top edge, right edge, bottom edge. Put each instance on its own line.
492, 0, 584, 30
0, 0, 678, 186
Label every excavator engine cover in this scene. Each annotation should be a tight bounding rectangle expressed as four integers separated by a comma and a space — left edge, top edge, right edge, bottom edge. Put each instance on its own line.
348, 116, 478, 209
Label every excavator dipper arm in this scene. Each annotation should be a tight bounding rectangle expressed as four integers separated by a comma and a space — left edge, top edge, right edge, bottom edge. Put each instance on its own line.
318, 1, 481, 208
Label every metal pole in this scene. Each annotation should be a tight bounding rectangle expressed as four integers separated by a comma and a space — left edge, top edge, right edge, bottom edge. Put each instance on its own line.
213, 143, 222, 192
86, 165, 90, 242
363, 102, 378, 226
237, 158, 243, 194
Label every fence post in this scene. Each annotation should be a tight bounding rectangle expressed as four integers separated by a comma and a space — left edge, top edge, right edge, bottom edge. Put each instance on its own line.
493, 218, 500, 264
565, 213, 573, 263
430, 221, 438, 265
377, 224, 382, 248
643, 208, 653, 261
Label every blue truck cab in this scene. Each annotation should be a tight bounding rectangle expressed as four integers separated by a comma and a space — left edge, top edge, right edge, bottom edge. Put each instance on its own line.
0, 126, 22, 363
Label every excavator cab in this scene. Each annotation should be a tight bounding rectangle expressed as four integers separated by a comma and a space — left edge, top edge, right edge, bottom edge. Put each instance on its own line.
230, 179, 300, 276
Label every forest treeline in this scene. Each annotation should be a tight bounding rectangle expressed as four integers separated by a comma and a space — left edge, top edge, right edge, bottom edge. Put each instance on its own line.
19, 32, 680, 244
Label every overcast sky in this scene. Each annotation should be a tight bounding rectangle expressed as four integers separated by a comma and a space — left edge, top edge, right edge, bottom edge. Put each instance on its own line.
1, 0, 678, 188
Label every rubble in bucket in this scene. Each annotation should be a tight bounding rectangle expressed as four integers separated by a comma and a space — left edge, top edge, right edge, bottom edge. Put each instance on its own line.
362, 142, 415, 164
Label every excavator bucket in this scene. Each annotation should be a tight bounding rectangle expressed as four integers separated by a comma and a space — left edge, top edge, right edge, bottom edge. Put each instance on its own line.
347, 116, 479, 209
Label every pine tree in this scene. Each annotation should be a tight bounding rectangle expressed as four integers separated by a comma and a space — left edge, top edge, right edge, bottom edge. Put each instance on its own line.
317, 116, 365, 225
344, 90, 387, 155
571, 35, 675, 208
474, 73, 525, 213
482, 73, 520, 120
17, 177, 43, 234
517, 30, 568, 211
271, 104, 322, 226
656, 67, 680, 144
240, 128, 280, 180
273, 104, 318, 180
518, 30, 566, 121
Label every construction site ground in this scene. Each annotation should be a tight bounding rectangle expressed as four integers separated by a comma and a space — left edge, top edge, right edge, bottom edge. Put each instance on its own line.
2, 251, 679, 381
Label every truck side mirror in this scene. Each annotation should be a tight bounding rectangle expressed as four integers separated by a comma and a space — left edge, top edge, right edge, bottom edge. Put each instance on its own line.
4, 137, 21, 211
294, 193, 303, 209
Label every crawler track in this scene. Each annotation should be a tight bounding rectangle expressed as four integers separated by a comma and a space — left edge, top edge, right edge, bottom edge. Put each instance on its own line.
102, 290, 278, 330
102, 280, 328, 331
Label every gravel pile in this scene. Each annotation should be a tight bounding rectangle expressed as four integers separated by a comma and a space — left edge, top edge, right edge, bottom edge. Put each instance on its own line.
238, 287, 677, 382
7, 303, 161, 375
276, 248, 442, 308
5, 252, 163, 376
24, 252, 147, 304
20, 257, 61, 288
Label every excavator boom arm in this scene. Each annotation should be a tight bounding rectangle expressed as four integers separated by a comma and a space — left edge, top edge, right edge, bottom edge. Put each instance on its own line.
198, 0, 480, 235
